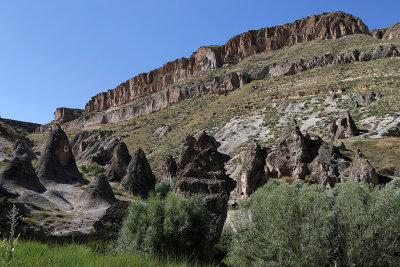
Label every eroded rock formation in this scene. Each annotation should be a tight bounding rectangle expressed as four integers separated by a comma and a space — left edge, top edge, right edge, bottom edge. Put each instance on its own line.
175, 132, 234, 250
330, 111, 359, 139
54, 108, 83, 123
350, 148, 379, 186
236, 140, 268, 197
105, 142, 132, 182
162, 155, 177, 181
84, 11, 368, 114
121, 149, 156, 198
36, 125, 84, 185
13, 139, 37, 160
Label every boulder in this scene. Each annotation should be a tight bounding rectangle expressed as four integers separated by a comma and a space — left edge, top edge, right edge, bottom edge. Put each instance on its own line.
13, 139, 37, 160
92, 200, 130, 238
0, 155, 45, 193
153, 125, 172, 138
383, 122, 400, 137
76, 174, 117, 210
121, 149, 156, 198
105, 142, 132, 182
236, 140, 268, 197
330, 111, 359, 139
162, 155, 177, 182
350, 148, 379, 186
36, 126, 85, 185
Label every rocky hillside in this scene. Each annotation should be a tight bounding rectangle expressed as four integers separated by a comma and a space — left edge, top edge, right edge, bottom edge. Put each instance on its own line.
1, 11, 400, 243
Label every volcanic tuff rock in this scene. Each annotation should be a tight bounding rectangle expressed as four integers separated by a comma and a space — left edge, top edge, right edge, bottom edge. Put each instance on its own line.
153, 125, 172, 138
121, 149, 156, 198
330, 111, 359, 139
0, 155, 45, 193
175, 132, 234, 251
162, 155, 177, 182
54, 107, 83, 123
350, 148, 379, 186
236, 140, 268, 198
13, 139, 37, 160
92, 200, 130, 238
105, 142, 132, 182
84, 11, 368, 114
36, 125, 84, 185
383, 122, 400, 137
76, 174, 117, 210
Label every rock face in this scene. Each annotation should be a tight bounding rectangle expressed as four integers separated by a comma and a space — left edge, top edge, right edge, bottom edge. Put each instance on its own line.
266, 119, 320, 179
162, 155, 177, 181
236, 141, 268, 197
13, 139, 37, 160
36, 126, 84, 185
54, 108, 83, 123
0, 155, 45, 193
350, 148, 379, 186
330, 111, 359, 139
121, 149, 156, 198
92, 200, 130, 238
84, 11, 368, 114
175, 132, 234, 251
105, 142, 132, 182
371, 22, 400, 40
383, 123, 400, 137
76, 174, 117, 210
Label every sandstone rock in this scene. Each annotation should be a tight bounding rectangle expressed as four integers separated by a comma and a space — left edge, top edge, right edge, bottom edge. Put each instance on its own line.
36, 126, 85, 185
236, 140, 268, 197
153, 125, 171, 138
265, 119, 318, 179
84, 11, 368, 114
121, 149, 156, 198
13, 139, 37, 160
0, 155, 45, 193
331, 111, 359, 139
76, 174, 117, 210
105, 142, 131, 182
54, 108, 83, 123
162, 155, 177, 181
350, 148, 379, 186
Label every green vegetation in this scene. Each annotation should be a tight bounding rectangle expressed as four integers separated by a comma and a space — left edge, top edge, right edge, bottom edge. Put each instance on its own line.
8, 241, 201, 267
80, 165, 105, 177
226, 179, 400, 266
118, 182, 212, 261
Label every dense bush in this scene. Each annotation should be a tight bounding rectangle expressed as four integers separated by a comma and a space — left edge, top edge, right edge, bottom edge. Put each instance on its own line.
228, 179, 400, 267
117, 190, 211, 260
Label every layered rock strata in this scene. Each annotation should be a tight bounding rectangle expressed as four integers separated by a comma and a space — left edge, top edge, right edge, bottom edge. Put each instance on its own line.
85, 11, 368, 114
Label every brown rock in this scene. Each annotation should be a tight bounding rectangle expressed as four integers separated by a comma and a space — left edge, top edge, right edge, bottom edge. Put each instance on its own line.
162, 155, 177, 182
331, 111, 359, 139
121, 149, 156, 198
236, 141, 268, 197
54, 108, 83, 123
105, 142, 132, 182
350, 148, 379, 186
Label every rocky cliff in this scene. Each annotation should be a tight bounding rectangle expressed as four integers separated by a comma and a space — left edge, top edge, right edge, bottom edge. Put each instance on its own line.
84, 11, 368, 114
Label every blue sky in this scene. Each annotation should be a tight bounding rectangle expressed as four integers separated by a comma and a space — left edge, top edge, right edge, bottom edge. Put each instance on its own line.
0, 0, 398, 124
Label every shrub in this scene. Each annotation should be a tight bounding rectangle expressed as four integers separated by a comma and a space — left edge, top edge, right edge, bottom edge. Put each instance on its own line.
117, 192, 211, 260
228, 179, 400, 266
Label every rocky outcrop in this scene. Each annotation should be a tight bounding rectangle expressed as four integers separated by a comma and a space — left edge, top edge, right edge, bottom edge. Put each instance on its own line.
266, 119, 320, 179
13, 139, 37, 160
84, 11, 368, 114
105, 142, 131, 182
236, 141, 268, 197
175, 132, 234, 251
54, 108, 83, 123
92, 200, 130, 238
153, 125, 172, 138
309, 143, 350, 188
330, 111, 359, 139
383, 122, 400, 137
162, 155, 177, 181
350, 148, 379, 186
0, 155, 45, 193
76, 174, 117, 210
359, 44, 400, 61
121, 149, 156, 198
371, 22, 400, 40
352, 91, 381, 107
36, 125, 85, 185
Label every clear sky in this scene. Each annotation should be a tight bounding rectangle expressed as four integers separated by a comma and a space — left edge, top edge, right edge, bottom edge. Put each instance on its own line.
0, 0, 398, 124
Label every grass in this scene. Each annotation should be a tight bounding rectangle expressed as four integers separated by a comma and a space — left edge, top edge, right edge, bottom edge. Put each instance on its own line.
7, 241, 207, 267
